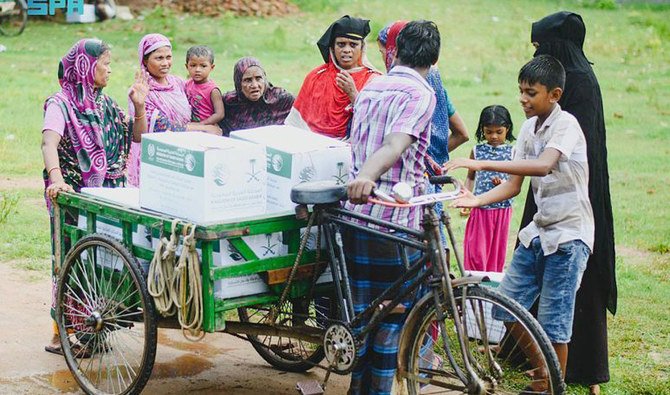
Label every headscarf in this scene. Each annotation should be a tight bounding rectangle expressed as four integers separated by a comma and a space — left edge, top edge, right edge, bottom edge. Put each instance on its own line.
288, 16, 380, 138
133, 33, 191, 126
317, 15, 371, 63
220, 57, 294, 135
44, 39, 127, 189
531, 11, 592, 71
377, 20, 408, 72
521, 11, 617, 317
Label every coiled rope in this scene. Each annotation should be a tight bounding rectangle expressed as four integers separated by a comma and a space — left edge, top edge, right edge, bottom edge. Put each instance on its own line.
147, 220, 204, 341
147, 219, 179, 317
172, 223, 204, 341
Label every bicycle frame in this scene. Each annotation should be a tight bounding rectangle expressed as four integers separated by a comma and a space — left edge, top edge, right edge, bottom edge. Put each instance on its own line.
317, 200, 488, 389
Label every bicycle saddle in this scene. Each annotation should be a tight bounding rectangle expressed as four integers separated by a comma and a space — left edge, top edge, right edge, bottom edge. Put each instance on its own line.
290, 181, 347, 205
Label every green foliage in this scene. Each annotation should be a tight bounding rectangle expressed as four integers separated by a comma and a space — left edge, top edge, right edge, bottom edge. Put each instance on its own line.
579, 0, 618, 10
650, 243, 670, 255
290, 0, 348, 13
0, 192, 19, 224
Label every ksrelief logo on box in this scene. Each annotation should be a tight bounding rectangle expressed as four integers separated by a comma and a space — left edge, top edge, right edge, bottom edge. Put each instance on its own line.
212, 162, 229, 186
142, 140, 204, 177
266, 148, 292, 179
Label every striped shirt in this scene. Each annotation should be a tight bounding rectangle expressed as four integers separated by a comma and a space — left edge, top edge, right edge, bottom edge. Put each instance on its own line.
344, 66, 436, 230
515, 104, 594, 255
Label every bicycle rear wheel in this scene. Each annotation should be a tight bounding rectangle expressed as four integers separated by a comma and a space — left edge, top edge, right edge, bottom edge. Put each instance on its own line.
237, 295, 336, 372
402, 285, 563, 394
0, 0, 27, 36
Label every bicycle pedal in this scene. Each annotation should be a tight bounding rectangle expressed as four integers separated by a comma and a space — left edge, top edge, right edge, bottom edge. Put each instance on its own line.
296, 380, 324, 395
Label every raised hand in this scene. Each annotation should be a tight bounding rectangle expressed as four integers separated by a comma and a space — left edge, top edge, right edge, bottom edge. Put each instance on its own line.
129, 69, 149, 108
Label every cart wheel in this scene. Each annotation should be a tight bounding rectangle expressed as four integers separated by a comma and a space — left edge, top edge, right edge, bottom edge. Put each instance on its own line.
238, 295, 336, 372
56, 234, 157, 395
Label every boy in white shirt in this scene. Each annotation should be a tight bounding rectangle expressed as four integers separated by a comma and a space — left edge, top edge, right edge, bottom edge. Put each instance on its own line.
444, 54, 594, 392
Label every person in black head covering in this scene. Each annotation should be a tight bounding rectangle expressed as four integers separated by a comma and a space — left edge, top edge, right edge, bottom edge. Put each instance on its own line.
285, 15, 380, 139
520, 11, 617, 395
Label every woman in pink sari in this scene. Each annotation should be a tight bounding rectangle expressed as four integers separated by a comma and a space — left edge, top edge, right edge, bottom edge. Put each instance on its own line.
127, 33, 220, 186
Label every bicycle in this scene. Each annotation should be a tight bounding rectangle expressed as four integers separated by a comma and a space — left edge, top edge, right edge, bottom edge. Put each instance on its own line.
248, 175, 564, 394
0, 0, 27, 36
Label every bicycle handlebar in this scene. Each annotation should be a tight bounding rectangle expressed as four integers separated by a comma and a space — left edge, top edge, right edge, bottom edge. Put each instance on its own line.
369, 176, 463, 208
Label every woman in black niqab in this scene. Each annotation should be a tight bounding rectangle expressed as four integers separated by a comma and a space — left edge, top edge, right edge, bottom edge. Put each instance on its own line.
520, 11, 617, 394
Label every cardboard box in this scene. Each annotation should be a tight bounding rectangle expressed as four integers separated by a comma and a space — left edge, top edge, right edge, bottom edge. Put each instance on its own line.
66, 4, 97, 23
78, 188, 152, 274
81, 187, 141, 209
140, 132, 267, 224
463, 271, 505, 343
231, 126, 351, 213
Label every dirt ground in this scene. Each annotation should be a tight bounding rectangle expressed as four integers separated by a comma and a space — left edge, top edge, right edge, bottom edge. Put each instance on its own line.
0, 261, 349, 394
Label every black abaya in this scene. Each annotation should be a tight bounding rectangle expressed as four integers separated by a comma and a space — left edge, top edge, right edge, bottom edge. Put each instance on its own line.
520, 11, 617, 386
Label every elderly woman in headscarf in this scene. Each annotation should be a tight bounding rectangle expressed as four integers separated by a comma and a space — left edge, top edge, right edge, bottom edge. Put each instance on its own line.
127, 33, 221, 186
516, 12, 616, 395
285, 15, 381, 139
219, 56, 294, 136
41, 38, 135, 355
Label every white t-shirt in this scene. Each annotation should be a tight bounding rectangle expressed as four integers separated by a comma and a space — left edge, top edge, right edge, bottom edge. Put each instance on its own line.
515, 104, 594, 255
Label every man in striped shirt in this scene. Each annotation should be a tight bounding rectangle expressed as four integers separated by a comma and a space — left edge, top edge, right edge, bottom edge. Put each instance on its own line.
344, 20, 440, 395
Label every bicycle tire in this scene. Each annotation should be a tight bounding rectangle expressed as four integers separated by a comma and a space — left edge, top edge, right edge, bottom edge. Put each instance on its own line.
56, 234, 157, 395
402, 285, 564, 394
0, 0, 27, 36
237, 295, 336, 372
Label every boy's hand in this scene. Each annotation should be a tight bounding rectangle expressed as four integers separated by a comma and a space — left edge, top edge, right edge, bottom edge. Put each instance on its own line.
348, 177, 376, 204
449, 188, 481, 208
442, 158, 480, 173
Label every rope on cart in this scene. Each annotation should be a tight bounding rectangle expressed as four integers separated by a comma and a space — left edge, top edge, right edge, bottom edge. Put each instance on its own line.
172, 223, 204, 341
147, 219, 179, 317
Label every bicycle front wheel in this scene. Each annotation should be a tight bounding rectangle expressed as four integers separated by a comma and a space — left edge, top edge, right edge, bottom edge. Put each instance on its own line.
0, 0, 27, 36
402, 285, 563, 394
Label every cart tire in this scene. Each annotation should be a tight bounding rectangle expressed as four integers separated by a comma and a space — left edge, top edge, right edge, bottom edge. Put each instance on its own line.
237, 295, 336, 372
56, 234, 157, 395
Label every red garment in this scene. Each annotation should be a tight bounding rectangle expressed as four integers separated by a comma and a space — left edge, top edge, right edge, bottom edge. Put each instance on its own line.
463, 207, 512, 272
293, 60, 379, 139
185, 79, 219, 122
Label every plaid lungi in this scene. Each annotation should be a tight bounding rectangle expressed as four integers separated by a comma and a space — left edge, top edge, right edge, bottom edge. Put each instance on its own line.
342, 228, 422, 395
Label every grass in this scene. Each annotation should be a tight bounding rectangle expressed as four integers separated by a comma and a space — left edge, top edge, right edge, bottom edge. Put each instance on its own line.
0, 0, 668, 393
